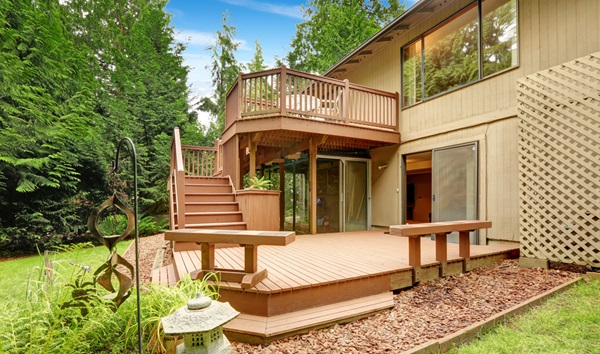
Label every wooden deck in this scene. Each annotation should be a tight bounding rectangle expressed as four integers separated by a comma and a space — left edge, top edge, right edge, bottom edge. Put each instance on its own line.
155, 230, 519, 343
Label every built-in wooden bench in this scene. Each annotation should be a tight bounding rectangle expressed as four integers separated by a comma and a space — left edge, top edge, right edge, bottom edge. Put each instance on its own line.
389, 220, 492, 283
164, 229, 295, 289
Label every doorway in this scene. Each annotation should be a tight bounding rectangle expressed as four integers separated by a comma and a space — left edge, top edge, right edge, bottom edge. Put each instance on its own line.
404, 142, 479, 244
281, 156, 370, 234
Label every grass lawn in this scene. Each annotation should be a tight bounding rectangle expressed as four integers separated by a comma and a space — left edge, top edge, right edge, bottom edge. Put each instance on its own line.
0, 240, 133, 303
452, 279, 600, 354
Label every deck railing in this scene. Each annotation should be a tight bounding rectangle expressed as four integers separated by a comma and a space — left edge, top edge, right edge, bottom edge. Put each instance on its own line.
170, 129, 224, 228
181, 139, 222, 177
226, 66, 399, 131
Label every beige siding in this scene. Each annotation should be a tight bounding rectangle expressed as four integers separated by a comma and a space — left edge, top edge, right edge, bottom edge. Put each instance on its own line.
370, 145, 401, 227
345, 0, 600, 243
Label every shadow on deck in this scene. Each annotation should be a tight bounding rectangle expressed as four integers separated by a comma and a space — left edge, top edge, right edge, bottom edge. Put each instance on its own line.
153, 230, 519, 344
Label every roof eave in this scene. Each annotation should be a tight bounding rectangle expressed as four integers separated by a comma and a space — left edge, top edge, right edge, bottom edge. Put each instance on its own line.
323, 0, 433, 77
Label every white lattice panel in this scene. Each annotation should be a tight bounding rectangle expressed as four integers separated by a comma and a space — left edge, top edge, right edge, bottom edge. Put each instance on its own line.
517, 52, 600, 267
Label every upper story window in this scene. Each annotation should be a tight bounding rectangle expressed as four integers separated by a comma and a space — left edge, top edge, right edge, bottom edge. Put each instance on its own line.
402, 0, 518, 108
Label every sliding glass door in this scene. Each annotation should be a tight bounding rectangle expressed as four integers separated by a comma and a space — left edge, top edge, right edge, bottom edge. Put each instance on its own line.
432, 143, 478, 243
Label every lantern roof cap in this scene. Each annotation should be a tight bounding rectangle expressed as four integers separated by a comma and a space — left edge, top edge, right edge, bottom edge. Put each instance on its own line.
161, 293, 239, 334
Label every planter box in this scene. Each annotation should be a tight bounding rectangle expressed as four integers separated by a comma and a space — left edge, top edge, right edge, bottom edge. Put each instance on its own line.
236, 190, 280, 231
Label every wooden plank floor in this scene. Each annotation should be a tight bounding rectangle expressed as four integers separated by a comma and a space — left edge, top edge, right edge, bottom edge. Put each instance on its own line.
173, 230, 519, 294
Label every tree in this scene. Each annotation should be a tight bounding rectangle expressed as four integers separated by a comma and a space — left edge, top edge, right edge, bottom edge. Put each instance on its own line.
0, 0, 106, 252
199, 12, 243, 143
247, 39, 267, 72
64, 0, 197, 214
285, 0, 405, 74
0, 0, 198, 254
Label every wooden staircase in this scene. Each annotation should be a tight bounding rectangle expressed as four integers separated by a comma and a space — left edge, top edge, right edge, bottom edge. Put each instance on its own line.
172, 176, 247, 251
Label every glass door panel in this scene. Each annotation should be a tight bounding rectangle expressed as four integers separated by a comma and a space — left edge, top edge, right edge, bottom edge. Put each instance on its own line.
432, 143, 478, 243
316, 159, 341, 233
344, 161, 369, 231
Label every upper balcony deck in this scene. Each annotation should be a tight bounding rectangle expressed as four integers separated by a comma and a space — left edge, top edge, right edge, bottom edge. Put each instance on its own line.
223, 66, 400, 151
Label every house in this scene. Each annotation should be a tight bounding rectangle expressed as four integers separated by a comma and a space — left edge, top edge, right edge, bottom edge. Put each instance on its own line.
163, 0, 599, 342
320, 0, 599, 268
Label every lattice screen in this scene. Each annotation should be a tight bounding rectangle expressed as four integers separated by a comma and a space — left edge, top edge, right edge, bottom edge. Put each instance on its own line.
517, 52, 600, 267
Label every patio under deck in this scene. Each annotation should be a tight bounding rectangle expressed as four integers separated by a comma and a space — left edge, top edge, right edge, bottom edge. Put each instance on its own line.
158, 230, 519, 344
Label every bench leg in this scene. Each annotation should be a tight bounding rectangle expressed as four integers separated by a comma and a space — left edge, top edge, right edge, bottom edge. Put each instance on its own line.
459, 231, 471, 272
200, 243, 215, 271
435, 233, 448, 277
243, 245, 258, 273
408, 236, 421, 283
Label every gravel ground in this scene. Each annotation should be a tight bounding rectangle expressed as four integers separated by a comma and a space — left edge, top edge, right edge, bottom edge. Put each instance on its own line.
127, 234, 582, 353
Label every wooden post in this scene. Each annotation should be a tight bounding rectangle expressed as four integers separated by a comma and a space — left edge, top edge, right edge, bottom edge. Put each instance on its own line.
237, 73, 243, 121
309, 136, 317, 235
435, 232, 448, 277
459, 230, 471, 272
408, 236, 421, 283
200, 243, 215, 270
244, 245, 258, 273
280, 65, 287, 116
214, 139, 220, 176
395, 91, 400, 132
343, 79, 350, 124
249, 134, 257, 179
279, 161, 285, 231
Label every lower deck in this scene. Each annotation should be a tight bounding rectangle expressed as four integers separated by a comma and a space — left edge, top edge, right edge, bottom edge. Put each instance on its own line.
155, 230, 519, 343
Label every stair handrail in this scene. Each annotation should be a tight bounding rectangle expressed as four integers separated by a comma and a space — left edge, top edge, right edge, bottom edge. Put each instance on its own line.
170, 127, 186, 228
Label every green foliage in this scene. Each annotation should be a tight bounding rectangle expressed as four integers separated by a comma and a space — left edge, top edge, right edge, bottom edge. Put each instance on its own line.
98, 212, 168, 238
248, 175, 274, 190
286, 0, 405, 74
0, 0, 202, 255
247, 39, 267, 72
200, 12, 243, 142
0, 245, 219, 353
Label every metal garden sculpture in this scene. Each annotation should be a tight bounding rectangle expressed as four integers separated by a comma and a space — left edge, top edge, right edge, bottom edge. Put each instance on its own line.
86, 137, 143, 353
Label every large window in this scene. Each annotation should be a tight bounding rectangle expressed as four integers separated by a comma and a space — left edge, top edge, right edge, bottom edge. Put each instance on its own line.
402, 0, 518, 107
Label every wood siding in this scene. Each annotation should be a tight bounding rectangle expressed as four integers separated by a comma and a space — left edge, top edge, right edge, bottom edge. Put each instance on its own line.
340, 0, 600, 243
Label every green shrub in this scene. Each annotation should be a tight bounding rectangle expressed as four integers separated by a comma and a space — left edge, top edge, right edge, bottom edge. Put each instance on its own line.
248, 175, 273, 190
0, 256, 219, 353
97, 214, 169, 239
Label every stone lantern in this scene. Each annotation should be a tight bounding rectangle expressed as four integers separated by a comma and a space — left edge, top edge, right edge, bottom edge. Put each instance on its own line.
162, 293, 239, 354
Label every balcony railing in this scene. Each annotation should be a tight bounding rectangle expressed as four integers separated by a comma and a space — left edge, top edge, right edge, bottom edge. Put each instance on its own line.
226, 66, 399, 131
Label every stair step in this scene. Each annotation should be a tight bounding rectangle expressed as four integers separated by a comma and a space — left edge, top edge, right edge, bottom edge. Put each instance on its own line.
185, 184, 232, 193
185, 202, 240, 212
185, 222, 247, 230
184, 176, 230, 185
186, 193, 236, 202
185, 211, 244, 224
224, 292, 394, 344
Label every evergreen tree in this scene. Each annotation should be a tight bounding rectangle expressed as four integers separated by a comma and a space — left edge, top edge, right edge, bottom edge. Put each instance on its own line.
200, 12, 243, 142
64, 0, 197, 214
286, 0, 405, 74
0, 0, 105, 251
247, 39, 267, 72
0, 0, 199, 254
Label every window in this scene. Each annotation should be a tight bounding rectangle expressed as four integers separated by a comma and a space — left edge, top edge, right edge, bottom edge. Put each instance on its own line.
402, 0, 518, 107
402, 40, 422, 106
482, 0, 519, 76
